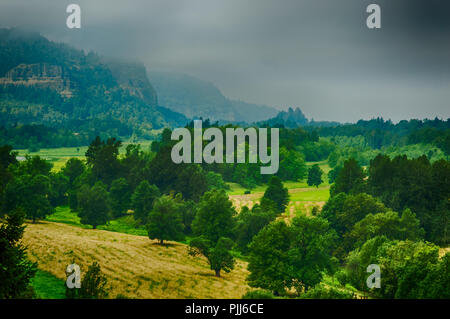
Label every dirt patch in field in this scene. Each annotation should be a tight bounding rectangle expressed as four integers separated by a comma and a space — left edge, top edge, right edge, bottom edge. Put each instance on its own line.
22, 221, 251, 299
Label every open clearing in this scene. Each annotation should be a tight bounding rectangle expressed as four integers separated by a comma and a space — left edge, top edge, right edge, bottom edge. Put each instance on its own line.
16, 141, 152, 172
229, 184, 330, 219
22, 221, 250, 299
227, 160, 331, 217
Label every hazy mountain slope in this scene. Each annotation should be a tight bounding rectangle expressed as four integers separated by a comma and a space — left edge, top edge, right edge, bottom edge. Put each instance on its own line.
229, 100, 278, 124
0, 28, 188, 137
106, 59, 158, 106
148, 71, 278, 122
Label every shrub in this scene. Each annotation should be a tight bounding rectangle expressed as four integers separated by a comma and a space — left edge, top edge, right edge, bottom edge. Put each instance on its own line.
242, 290, 274, 299
299, 284, 355, 299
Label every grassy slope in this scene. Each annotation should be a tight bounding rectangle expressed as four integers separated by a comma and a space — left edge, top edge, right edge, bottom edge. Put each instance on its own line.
47, 206, 148, 236
30, 269, 66, 299
23, 221, 250, 299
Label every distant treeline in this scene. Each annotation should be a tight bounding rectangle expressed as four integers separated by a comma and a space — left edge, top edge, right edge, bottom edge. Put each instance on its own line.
309, 117, 450, 152
0, 124, 93, 150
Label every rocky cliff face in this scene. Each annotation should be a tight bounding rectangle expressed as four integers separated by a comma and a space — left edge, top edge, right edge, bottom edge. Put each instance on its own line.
107, 61, 158, 107
0, 28, 188, 132
0, 63, 73, 98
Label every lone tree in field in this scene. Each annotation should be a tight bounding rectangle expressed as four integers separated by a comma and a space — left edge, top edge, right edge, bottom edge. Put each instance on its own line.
189, 189, 237, 276
77, 182, 110, 229
262, 176, 289, 214
147, 195, 184, 245
131, 180, 160, 224
189, 236, 235, 277
0, 209, 37, 298
307, 164, 323, 187
191, 189, 236, 243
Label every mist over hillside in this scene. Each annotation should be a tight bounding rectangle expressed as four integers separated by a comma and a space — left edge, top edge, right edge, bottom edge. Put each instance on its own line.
0, 28, 188, 139
148, 71, 278, 122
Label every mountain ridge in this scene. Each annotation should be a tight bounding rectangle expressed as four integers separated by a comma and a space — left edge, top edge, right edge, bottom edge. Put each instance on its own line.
0, 28, 188, 138
148, 71, 279, 123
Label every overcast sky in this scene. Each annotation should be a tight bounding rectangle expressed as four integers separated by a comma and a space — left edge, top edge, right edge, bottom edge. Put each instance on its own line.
0, 0, 449, 122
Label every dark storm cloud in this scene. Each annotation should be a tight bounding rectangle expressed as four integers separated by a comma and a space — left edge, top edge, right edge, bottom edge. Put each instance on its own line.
0, 0, 449, 122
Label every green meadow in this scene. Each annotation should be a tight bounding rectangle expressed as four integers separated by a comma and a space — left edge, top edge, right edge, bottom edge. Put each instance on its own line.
16, 140, 153, 172
46, 206, 148, 236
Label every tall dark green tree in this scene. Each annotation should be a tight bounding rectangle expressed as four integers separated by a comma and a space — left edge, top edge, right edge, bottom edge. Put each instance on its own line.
234, 204, 276, 253
5, 174, 54, 223
14, 155, 52, 177
147, 195, 185, 245
191, 189, 236, 243
175, 164, 209, 202
0, 145, 17, 208
307, 164, 323, 187
121, 144, 148, 189
85, 136, 122, 184
77, 182, 110, 229
0, 209, 37, 298
61, 157, 85, 187
288, 215, 337, 292
131, 180, 160, 224
189, 236, 235, 277
48, 172, 70, 206
331, 158, 366, 196
262, 176, 289, 214
277, 147, 307, 181
346, 209, 424, 251
190, 189, 237, 276
247, 220, 292, 295
247, 216, 337, 295
109, 177, 131, 218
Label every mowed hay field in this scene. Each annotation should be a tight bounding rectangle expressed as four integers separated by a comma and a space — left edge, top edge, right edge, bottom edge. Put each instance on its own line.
22, 221, 250, 299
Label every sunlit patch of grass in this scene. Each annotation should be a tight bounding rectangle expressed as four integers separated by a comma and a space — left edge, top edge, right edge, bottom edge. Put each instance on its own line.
31, 269, 66, 299
16, 140, 153, 172
45, 206, 148, 236
321, 274, 361, 296
289, 187, 330, 202
45, 206, 89, 228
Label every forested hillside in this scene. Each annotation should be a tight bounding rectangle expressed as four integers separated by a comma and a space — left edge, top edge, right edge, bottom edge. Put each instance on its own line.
0, 28, 188, 140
